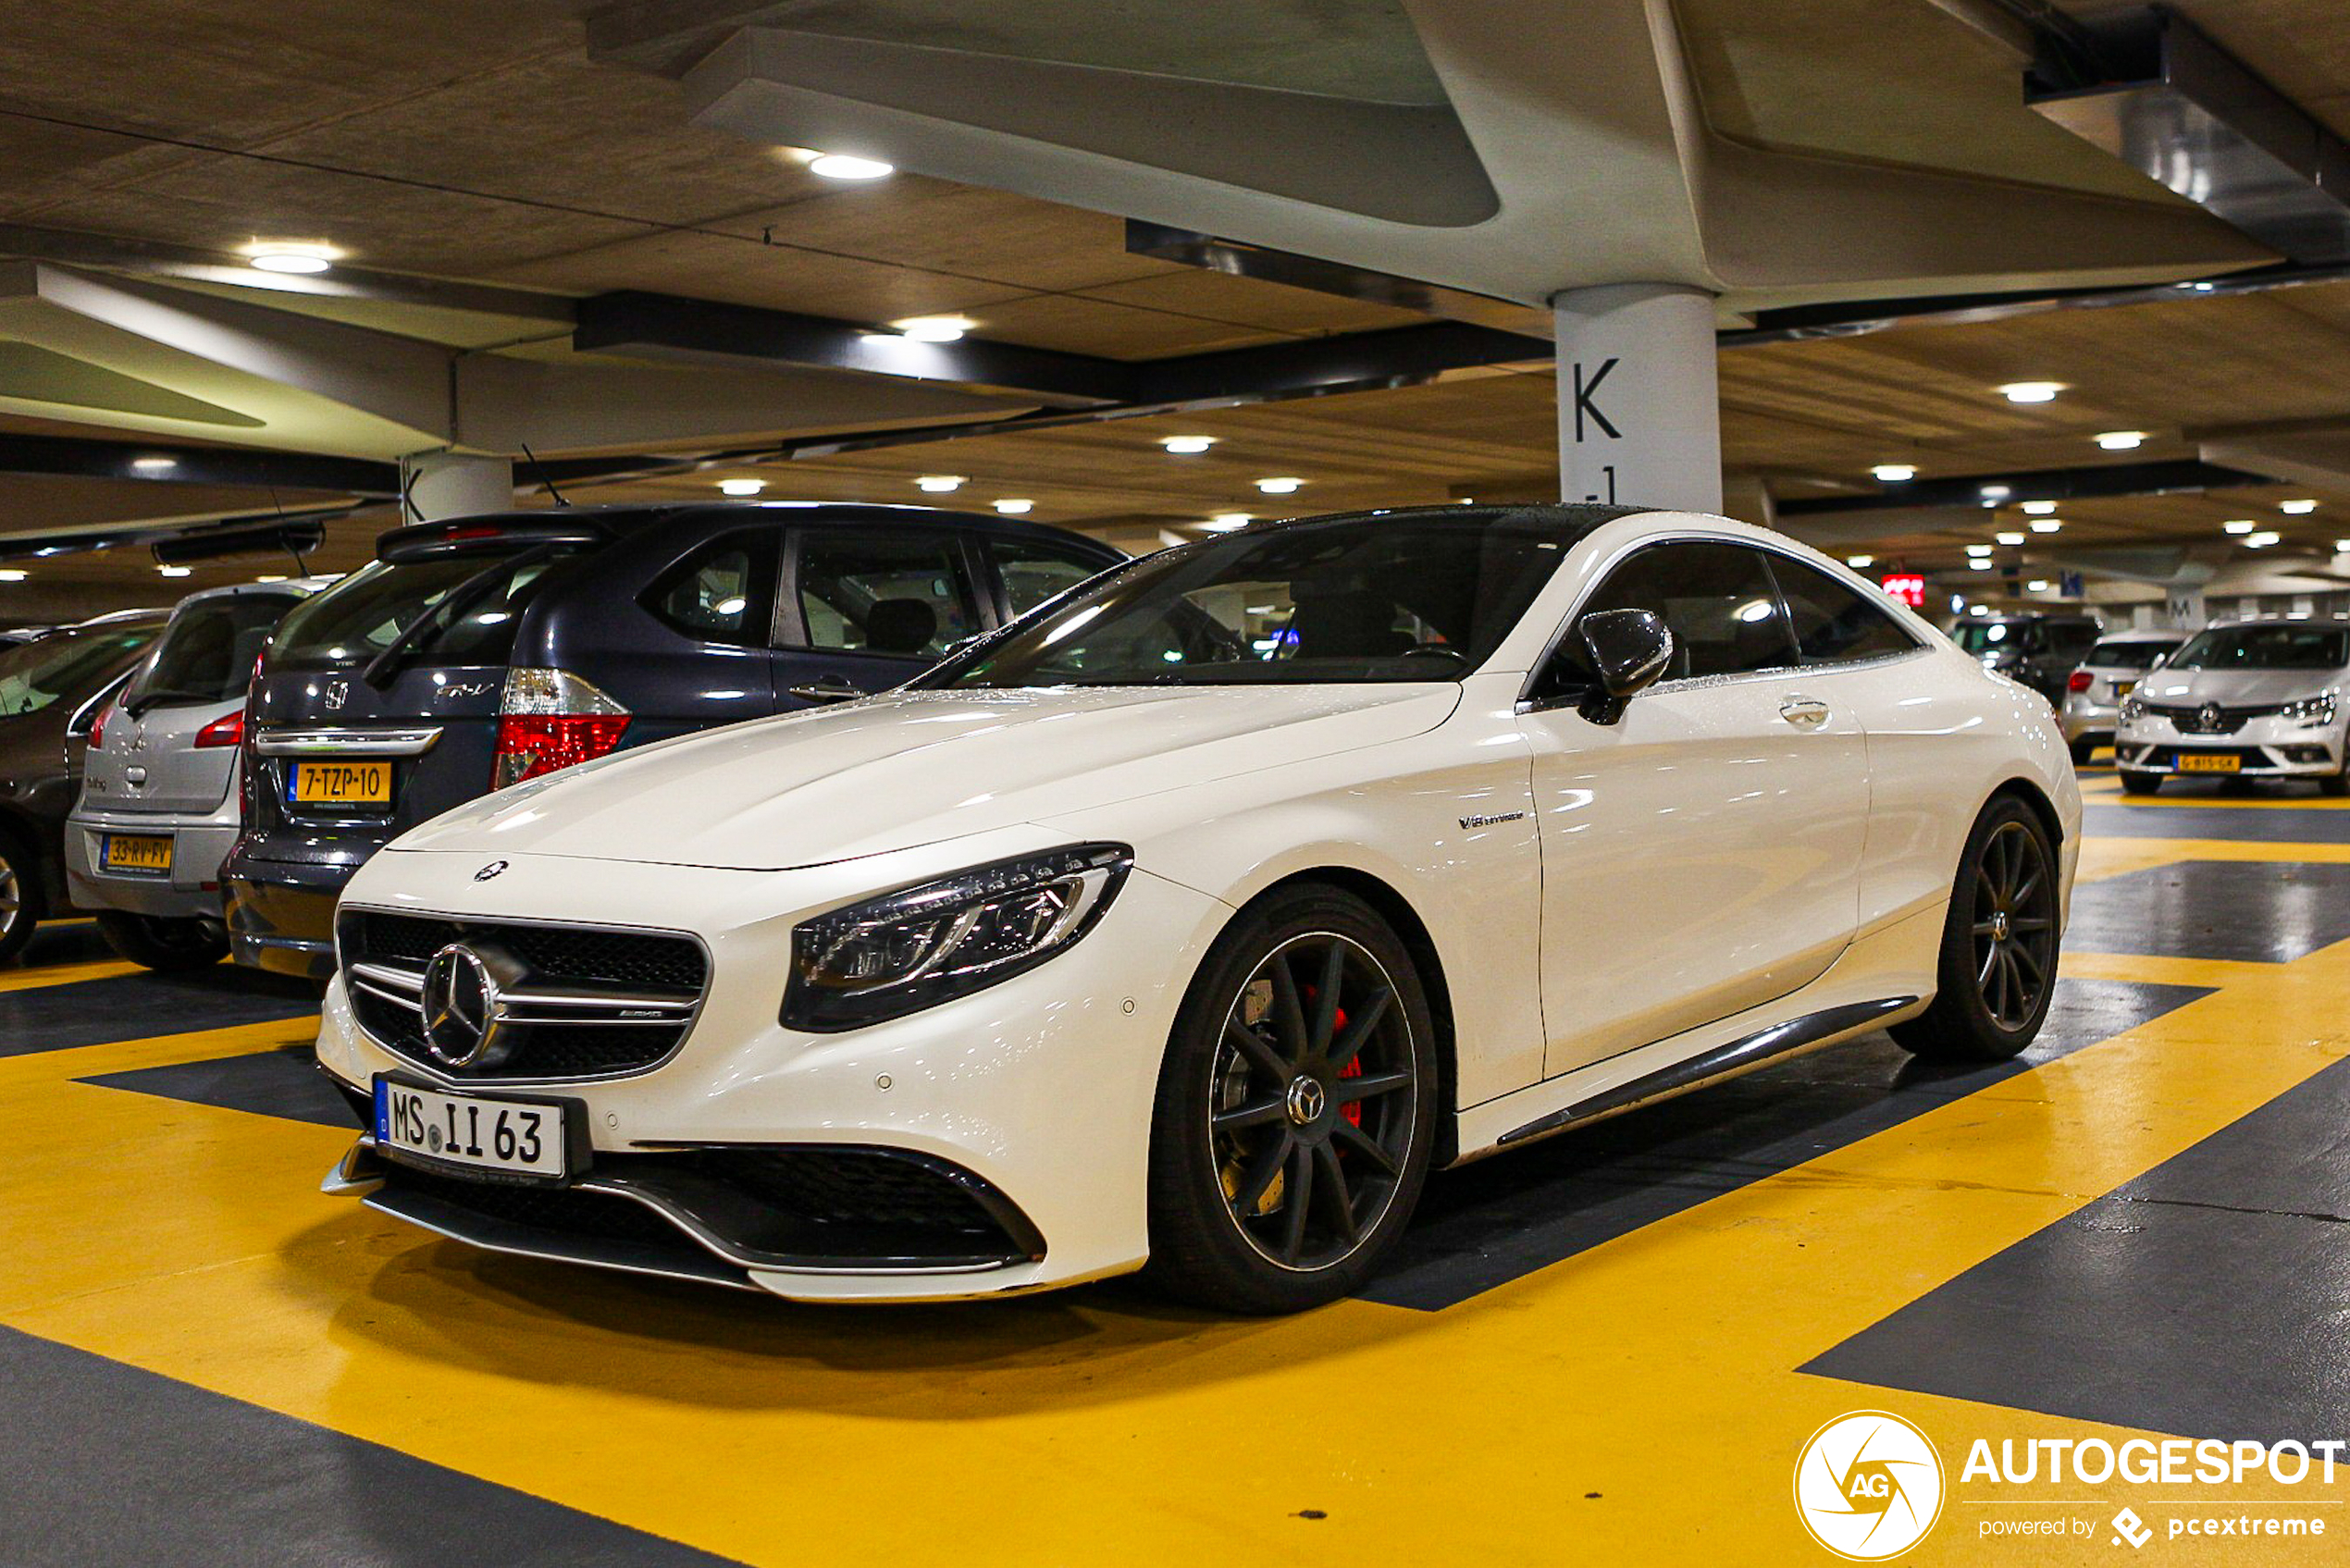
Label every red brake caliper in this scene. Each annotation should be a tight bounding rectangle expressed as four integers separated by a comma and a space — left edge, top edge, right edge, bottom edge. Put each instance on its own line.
1334, 1004, 1362, 1127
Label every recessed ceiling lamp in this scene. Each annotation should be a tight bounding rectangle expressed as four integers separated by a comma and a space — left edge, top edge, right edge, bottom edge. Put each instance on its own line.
1161, 436, 1217, 455
2282, 499, 2319, 514
1971, 559, 1994, 570
1872, 463, 1917, 483
717, 477, 766, 497
2021, 500, 2059, 515
1847, 554, 1874, 568
1980, 485, 2012, 502
157, 564, 192, 577
2223, 519, 2257, 535
241, 241, 337, 274
2027, 579, 2050, 592
1965, 543, 1995, 557
1255, 476, 1303, 494
1205, 513, 1254, 531
809, 154, 894, 180
1995, 531, 2026, 545
1998, 381, 2066, 403
0, 570, 24, 583
890, 315, 971, 343
993, 499, 1033, 514
2095, 431, 2146, 451
2245, 530, 2282, 548
2335, 539, 2350, 553
130, 455, 178, 473
2030, 520, 2061, 533
255, 574, 288, 584
916, 475, 965, 493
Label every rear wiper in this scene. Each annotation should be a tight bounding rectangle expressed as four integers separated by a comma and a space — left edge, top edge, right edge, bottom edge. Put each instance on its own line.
360, 544, 552, 688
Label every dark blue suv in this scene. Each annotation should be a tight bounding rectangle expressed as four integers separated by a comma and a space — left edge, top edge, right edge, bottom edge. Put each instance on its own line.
222, 502, 1123, 977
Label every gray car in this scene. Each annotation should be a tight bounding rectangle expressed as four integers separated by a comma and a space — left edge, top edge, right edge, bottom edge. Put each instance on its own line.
2059, 628, 2184, 762
2115, 616, 2350, 795
67, 579, 324, 969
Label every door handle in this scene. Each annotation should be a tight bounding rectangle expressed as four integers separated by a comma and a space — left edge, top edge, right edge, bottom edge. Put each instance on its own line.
787, 680, 868, 705
1779, 697, 1830, 728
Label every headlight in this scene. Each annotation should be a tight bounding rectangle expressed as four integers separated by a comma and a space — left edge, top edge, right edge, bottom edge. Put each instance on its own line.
2119, 694, 2146, 722
783, 844, 1132, 1031
2281, 692, 2337, 727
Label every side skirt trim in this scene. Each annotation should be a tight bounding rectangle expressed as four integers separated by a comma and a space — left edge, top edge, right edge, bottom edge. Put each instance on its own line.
1495, 996, 1918, 1148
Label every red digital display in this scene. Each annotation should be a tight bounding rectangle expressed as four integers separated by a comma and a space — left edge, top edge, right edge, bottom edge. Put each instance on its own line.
1879, 573, 1927, 609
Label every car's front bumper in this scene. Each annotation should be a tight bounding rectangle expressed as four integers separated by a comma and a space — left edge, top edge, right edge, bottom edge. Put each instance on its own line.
64, 801, 240, 920
313, 832, 1231, 1302
2115, 715, 2346, 777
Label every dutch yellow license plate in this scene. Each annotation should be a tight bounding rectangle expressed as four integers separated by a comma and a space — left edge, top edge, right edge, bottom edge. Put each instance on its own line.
100, 833, 172, 875
290, 759, 392, 806
2178, 753, 2241, 773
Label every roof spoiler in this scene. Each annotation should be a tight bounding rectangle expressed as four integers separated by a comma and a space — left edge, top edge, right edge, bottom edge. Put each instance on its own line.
376, 515, 616, 563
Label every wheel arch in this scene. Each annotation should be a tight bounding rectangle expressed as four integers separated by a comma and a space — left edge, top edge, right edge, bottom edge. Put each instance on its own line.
0, 802, 52, 917
1989, 774, 2065, 853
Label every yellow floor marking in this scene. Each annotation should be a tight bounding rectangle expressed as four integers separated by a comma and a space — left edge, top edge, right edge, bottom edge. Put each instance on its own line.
2076, 834, 2350, 883
0, 956, 137, 992
2059, 950, 2284, 989
2079, 779, 2350, 809
3, 928, 2346, 1561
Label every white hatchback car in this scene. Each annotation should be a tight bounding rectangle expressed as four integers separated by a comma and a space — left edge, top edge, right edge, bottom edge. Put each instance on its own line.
316, 506, 2079, 1313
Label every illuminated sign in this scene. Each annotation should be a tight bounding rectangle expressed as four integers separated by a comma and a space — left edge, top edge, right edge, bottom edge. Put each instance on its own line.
1879, 573, 1927, 608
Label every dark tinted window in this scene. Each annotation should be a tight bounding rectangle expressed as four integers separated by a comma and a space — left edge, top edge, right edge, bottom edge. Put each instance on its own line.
2048, 621, 2101, 659
797, 532, 978, 658
126, 592, 300, 708
2087, 637, 2179, 670
1767, 557, 1920, 665
994, 537, 1110, 618
643, 532, 773, 646
1582, 542, 1796, 681
2171, 623, 2350, 671
936, 515, 1574, 688
0, 623, 160, 716
272, 549, 572, 670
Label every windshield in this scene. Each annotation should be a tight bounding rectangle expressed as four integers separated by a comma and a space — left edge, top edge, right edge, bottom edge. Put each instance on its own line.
269, 549, 568, 671
125, 592, 301, 709
2169, 623, 2350, 672
0, 623, 161, 716
931, 514, 1579, 688
2088, 637, 2179, 671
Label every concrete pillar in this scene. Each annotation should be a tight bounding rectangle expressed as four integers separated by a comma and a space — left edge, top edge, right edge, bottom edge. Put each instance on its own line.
402, 451, 514, 521
1552, 284, 1722, 515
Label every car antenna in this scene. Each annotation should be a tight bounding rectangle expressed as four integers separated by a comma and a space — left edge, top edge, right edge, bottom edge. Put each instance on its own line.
519, 443, 570, 507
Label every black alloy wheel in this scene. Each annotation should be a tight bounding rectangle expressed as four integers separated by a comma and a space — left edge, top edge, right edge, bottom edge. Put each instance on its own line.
1145, 885, 1437, 1313
1892, 796, 2061, 1062
0, 830, 36, 965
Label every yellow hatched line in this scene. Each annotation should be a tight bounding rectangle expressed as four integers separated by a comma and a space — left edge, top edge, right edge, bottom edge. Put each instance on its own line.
2076, 834, 2350, 883
0, 957, 138, 993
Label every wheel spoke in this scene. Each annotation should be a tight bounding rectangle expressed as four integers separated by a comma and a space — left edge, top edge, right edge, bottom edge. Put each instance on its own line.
1977, 940, 2000, 988
1971, 920, 2000, 937
2011, 865, 2044, 907
1330, 1118, 1399, 1177
2009, 916, 2053, 933
1311, 1141, 1357, 1245
1213, 1097, 1287, 1133
1230, 1132, 1292, 1216
1268, 957, 1312, 1063
2010, 940, 2046, 984
1310, 940, 1345, 1054
1343, 1068, 1414, 1100
1279, 1142, 1315, 1263
1223, 1016, 1291, 1083
1326, 985, 1393, 1075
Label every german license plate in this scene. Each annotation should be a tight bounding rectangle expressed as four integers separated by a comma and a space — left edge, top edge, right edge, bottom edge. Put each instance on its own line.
2178, 752, 2241, 773
290, 759, 391, 806
99, 833, 172, 875
374, 1080, 567, 1179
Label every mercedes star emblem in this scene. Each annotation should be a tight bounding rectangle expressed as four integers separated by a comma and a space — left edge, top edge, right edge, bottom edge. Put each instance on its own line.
474, 860, 508, 882
421, 944, 500, 1067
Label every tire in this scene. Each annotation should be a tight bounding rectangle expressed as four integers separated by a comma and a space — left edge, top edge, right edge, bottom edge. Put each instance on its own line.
2067, 736, 2098, 766
2319, 757, 2350, 797
96, 910, 229, 972
0, 823, 41, 966
1144, 884, 1439, 1314
1891, 796, 2060, 1064
2118, 770, 2163, 796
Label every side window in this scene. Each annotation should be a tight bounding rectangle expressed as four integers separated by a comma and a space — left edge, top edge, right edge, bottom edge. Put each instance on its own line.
1580, 541, 1797, 681
642, 532, 774, 647
796, 532, 979, 659
994, 538, 1109, 619
1766, 557, 1922, 665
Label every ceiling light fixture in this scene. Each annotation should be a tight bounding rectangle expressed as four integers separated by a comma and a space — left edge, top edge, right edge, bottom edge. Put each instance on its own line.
2030, 520, 2061, 533
809, 154, 894, 180
129, 455, 179, 473
1965, 543, 1995, 557
2027, 579, 2050, 592
255, 574, 288, 584
2095, 431, 2146, 451
0, 570, 23, 584
2223, 519, 2257, 535
2282, 499, 2319, 514
1255, 476, 1303, 495
993, 499, 1033, 514
1205, 513, 1254, 531
890, 315, 970, 343
2246, 530, 2282, 548
1161, 436, 1217, 455
2021, 500, 2058, 515
1872, 464, 1918, 483
1980, 485, 2012, 502
1846, 554, 1874, 568
717, 477, 766, 497
1995, 531, 2026, 545
1971, 559, 1994, 570
2335, 539, 2350, 553
916, 475, 965, 493
1998, 381, 2066, 404
157, 564, 192, 577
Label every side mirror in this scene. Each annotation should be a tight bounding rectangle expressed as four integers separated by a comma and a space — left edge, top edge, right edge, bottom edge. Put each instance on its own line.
1575, 608, 1673, 724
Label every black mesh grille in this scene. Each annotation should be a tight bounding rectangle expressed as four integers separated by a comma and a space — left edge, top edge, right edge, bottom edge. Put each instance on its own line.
341, 910, 706, 1080
387, 1166, 679, 1245
694, 1149, 1008, 1236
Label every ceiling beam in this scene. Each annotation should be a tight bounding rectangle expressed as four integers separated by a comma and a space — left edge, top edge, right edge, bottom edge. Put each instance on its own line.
1776, 459, 2270, 517
0, 434, 397, 496
0, 502, 355, 564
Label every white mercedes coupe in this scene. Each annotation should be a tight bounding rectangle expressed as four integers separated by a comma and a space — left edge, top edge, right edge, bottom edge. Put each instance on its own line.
317, 505, 2079, 1313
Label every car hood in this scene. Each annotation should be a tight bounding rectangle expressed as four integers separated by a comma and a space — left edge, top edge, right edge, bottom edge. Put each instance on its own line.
392, 683, 1462, 870
2134, 669, 2340, 706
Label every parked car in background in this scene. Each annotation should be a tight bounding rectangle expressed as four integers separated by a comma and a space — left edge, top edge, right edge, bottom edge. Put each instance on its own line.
2059, 628, 2184, 763
0, 610, 171, 962
2115, 616, 2350, 795
68, 580, 326, 969
223, 502, 1125, 978
1947, 611, 2104, 709
314, 503, 2079, 1312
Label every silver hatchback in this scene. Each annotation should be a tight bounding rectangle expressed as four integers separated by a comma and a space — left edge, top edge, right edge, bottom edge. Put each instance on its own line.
67, 580, 322, 969
2060, 628, 2183, 762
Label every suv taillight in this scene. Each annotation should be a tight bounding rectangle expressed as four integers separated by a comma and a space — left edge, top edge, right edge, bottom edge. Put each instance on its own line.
492, 667, 630, 788
195, 710, 244, 748
2068, 670, 2094, 693
90, 698, 115, 749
